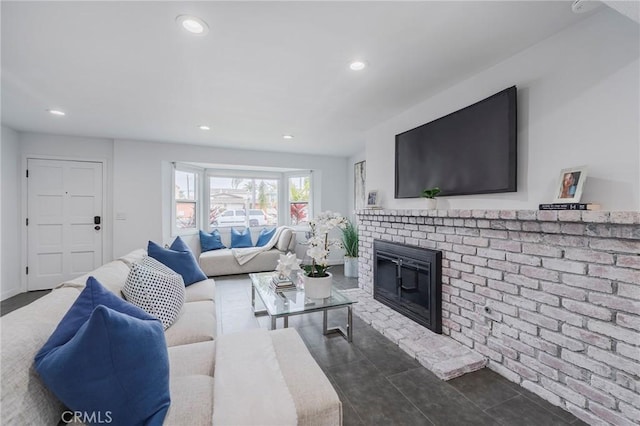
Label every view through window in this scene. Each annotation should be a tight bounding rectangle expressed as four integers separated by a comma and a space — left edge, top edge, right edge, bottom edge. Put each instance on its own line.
174, 169, 198, 231
209, 176, 279, 227
289, 175, 310, 225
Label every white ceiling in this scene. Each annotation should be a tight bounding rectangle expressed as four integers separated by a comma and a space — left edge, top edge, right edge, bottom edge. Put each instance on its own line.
1, 1, 598, 157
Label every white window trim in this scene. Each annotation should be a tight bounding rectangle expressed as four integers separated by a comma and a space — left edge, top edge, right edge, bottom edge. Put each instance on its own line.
285, 170, 313, 228
171, 163, 203, 236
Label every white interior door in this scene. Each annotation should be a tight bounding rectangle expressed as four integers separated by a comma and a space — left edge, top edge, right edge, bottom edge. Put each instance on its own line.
27, 159, 103, 290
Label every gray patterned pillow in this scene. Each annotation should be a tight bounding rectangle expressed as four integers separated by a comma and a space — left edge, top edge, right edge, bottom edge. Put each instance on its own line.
123, 256, 185, 330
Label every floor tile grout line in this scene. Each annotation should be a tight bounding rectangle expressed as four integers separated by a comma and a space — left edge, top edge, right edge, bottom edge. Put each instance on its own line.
385, 373, 437, 426
325, 371, 367, 426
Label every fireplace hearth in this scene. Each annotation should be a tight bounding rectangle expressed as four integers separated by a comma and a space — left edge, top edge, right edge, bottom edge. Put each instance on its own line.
373, 240, 442, 333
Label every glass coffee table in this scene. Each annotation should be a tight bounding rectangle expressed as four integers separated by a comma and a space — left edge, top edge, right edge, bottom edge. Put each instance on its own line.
249, 272, 356, 342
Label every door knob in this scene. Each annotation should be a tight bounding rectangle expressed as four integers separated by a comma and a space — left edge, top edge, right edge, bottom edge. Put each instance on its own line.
94, 225, 101, 231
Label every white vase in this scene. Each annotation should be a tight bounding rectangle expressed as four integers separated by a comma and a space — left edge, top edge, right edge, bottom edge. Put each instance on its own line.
425, 198, 437, 209
344, 257, 358, 278
304, 272, 333, 298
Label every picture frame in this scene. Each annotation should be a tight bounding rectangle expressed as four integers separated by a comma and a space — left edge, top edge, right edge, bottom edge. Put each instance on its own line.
366, 190, 380, 208
553, 166, 588, 203
354, 161, 366, 210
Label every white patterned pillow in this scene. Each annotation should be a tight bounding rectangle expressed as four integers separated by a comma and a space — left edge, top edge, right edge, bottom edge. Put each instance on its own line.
123, 256, 185, 330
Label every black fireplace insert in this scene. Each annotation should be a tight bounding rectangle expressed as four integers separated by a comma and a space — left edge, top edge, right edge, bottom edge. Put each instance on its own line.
373, 240, 442, 333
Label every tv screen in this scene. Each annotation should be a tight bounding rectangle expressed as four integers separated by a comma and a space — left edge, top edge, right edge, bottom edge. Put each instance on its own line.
395, 86, 517, 198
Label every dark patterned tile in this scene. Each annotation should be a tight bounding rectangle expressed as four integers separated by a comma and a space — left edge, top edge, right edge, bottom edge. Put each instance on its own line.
330, 361, 432, 425
486, 395, 573, 426
388, 368, 500, 426
448, 368, 521, 410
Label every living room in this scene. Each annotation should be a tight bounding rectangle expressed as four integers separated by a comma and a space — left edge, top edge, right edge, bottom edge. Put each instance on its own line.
1, 1, 639, 426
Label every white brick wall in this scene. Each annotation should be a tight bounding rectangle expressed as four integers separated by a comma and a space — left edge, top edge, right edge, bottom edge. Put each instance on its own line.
356, 209, 640, 426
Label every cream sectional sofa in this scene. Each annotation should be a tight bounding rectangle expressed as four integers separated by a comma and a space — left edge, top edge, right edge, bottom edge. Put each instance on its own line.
0, 248, 341, 425
199, 227, 297, 276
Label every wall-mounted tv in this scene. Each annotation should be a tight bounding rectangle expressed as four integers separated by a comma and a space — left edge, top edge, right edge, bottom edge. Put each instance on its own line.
395, 86, 517, 198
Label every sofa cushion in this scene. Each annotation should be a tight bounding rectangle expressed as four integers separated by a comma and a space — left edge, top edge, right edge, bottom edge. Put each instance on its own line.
200, 229, 225, 252
184, 278, 216, 303
37, 277, 147, 357
148, 237, 207, 286
123, 256, 185, 329
35, 305, 170, 426
231, 227, 253, 248
164, 375, 214, 426
276, 228, 294, 252
164, 301, 216, 346
0, 287, 80, 426
169, 341, 216, 377
117, 248, 148, 267
271, 328, 342, 426
256, 227, 277, 247
57, 260, 130, 297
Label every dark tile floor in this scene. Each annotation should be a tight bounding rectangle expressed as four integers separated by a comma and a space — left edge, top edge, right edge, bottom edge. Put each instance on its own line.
3, 267, 587, 425
1, 289, 50, 317
216, 266, 587, 426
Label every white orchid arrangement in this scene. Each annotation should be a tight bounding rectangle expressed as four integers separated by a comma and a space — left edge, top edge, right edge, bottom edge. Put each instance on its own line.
303, 211, 348, 278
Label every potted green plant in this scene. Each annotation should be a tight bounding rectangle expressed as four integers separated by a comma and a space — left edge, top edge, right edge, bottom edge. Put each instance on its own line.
421, 187, 441, 209
341, 220, 359, 278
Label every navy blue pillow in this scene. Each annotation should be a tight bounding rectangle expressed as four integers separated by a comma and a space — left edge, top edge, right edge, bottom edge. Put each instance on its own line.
148, 236, 208, 285
34, 277, 170, 426
231, 227, 253, 248
255, 227, 276, 247
36, 276, 150, 358
200, 229, 226, 252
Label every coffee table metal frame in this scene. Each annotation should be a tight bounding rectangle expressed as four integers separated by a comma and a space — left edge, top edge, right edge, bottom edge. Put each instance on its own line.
249, 272, 355, 342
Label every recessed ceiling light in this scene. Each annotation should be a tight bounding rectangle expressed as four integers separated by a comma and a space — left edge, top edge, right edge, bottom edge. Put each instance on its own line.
283, 134, 294, 140
47, 109, 66, 116
176, 15, 209, 35
349, 61, 367, 71
199, 125, 210, 131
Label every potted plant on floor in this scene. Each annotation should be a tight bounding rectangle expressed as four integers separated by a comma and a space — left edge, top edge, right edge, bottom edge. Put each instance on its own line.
341, 220, 359, 278
301, 211, 347, 298
421, 187, 441, 209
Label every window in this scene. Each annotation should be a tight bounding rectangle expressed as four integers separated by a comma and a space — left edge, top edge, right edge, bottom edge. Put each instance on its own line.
288, 174, 311, 225
170, 164, 313, 233
208, 175, 278, 228
173, 166, 199, 233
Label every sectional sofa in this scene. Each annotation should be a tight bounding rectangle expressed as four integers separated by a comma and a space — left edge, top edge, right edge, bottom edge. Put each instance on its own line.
0, 248, 341, 425
198, 226, 297, 276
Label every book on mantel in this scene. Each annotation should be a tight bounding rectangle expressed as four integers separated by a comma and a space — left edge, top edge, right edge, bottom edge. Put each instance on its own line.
539, 203, 601, 211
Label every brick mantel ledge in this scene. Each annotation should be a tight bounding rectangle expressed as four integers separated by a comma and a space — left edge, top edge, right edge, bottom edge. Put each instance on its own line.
356, 209, 640, 227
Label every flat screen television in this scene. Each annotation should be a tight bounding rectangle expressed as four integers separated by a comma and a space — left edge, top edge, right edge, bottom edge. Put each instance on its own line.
395, 86, 517, 198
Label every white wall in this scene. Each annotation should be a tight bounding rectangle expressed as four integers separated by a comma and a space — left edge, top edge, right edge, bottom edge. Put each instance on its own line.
366, 9, 640, 211
1, 126, 21, 299
112, 139, 348, 257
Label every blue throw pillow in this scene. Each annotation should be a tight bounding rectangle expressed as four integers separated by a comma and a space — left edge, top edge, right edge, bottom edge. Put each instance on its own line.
231, 227, 253, 248
148, 236, 208, 285
34, 277, 170, 426
200, 229, 226, 252
36, 276, 150, 359
255, 227, 276, 247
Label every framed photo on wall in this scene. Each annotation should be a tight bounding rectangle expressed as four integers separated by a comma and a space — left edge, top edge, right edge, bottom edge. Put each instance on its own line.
354, 161, 366, 210
366, 190, 380, 208
553, 166, 588, 203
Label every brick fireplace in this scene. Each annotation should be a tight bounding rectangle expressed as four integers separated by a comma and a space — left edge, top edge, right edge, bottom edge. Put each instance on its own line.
356, 209, 639, 426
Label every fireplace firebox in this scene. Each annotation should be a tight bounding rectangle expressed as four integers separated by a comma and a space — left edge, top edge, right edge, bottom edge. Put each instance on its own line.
373, 240, 442, 333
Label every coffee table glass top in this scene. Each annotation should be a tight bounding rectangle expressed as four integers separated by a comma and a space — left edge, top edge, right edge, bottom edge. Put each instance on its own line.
249, 272, 355, 318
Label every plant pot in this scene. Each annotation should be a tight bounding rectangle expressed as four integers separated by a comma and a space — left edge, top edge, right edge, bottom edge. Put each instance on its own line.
425, 198, 437, 209
344, 256, 358, 278
304, 272, 332, 299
